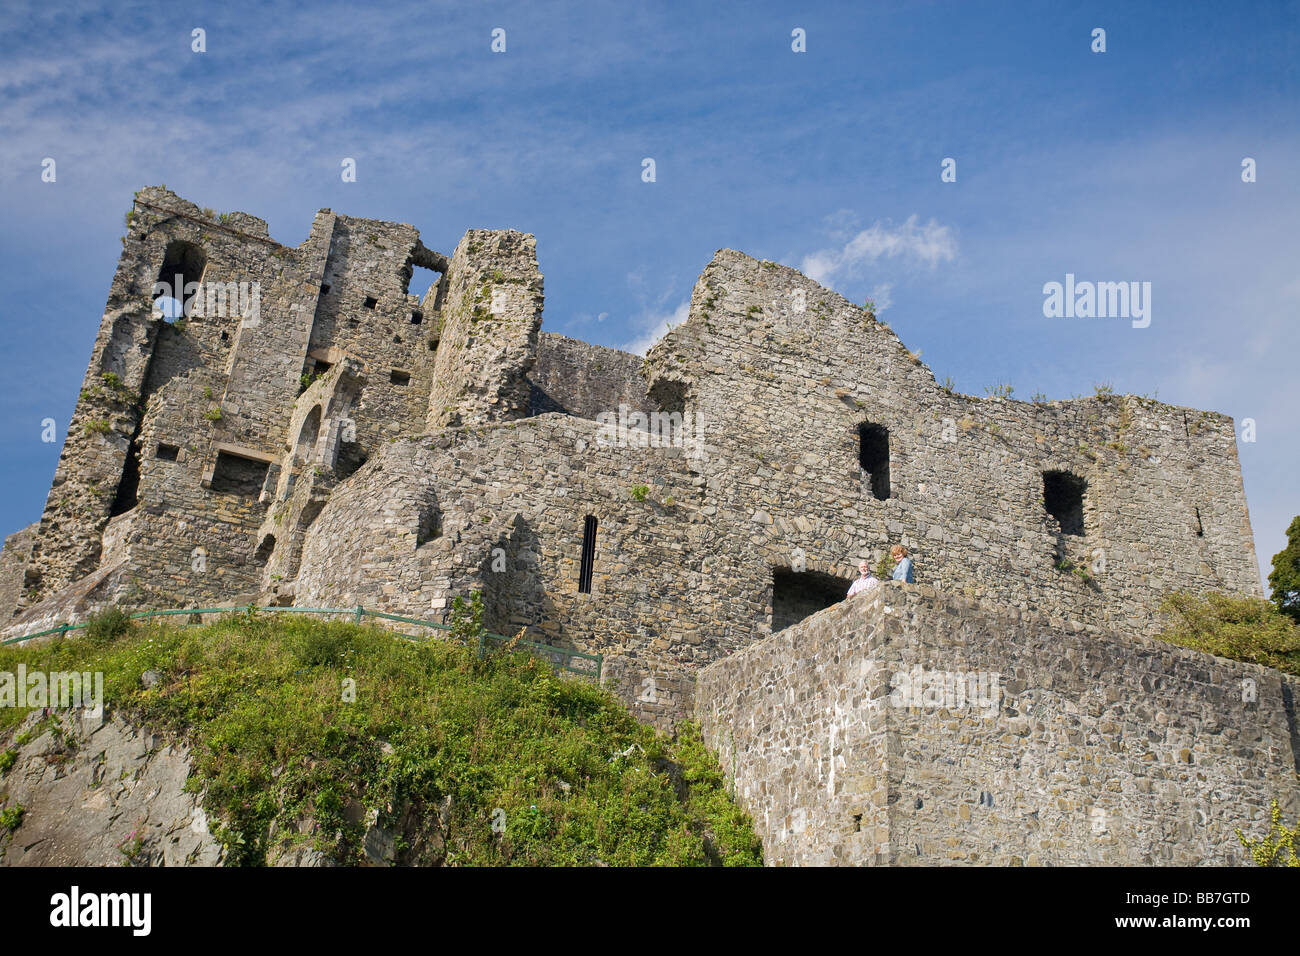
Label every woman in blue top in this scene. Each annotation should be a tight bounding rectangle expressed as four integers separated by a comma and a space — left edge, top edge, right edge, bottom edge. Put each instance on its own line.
890, 545, 914, 583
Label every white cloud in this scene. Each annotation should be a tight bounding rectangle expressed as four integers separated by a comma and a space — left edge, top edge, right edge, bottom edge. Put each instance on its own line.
868, 283, 894, 313
800, 215, 957, 287
623, 299, 688, 356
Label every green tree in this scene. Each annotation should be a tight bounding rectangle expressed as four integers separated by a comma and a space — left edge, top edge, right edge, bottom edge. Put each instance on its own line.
1157, 591, 1300, 677
1268, 516, 1300, 624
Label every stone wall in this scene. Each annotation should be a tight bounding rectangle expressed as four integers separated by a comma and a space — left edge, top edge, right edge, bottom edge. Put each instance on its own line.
528, 332, 654, 421
0, 525, 35, 619
696, 581, 1300, 865
424, 230, 542, 432
292, 413, 706, 730
643, 250, 1261, 643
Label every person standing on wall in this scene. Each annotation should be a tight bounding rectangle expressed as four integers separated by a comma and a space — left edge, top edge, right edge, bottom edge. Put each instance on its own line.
847, 559, 880, 597
890, 545, 914, 584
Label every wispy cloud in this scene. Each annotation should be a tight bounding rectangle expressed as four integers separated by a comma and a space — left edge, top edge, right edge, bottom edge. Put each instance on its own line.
800, 215, 957, 287
623, 300, 688, 356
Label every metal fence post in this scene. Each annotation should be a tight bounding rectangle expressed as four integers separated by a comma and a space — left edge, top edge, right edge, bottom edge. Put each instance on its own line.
354, 605, 364, 625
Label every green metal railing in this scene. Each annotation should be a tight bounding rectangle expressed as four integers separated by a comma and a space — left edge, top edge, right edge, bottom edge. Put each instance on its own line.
1, 604, 602, 680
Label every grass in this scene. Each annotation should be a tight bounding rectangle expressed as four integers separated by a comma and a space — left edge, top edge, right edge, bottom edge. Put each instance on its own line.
0, 610, 761, 867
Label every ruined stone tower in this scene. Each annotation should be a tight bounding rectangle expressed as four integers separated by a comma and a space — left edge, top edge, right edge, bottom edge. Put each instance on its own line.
2, 188, 1293, 865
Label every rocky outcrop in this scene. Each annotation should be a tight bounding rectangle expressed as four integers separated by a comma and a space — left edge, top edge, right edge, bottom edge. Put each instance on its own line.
0, 708, 222, 866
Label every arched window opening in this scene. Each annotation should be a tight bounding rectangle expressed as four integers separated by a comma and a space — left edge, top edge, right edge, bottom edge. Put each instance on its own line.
295, 405, 322, 464
254, 534, 276, 566
153, 241, 206, 320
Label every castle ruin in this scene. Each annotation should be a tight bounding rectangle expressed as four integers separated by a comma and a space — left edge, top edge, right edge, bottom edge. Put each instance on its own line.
2, 187, 1294, 865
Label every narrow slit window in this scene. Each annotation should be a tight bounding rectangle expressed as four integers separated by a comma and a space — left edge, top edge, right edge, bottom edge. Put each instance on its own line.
578, 515, 597, 594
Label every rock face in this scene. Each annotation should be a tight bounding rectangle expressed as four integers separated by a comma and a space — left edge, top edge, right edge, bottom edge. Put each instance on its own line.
0, 709, 222, 867
696, 581, 1300, 866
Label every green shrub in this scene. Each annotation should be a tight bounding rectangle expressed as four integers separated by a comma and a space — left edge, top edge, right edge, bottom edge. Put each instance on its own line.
84, 606, 133, 645
292, 622, 353, 668
630, 485, 650, 502
1157, 592, 1300, 676
0, 750, 16, 773
874, 553, 896, 579
0, 806, 23, 832
448, 591, 486, 644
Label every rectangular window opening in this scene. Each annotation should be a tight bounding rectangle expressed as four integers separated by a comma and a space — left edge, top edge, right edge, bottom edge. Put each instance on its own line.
390, 369, 411, 386
362, 295, 378, 310
858, 422, 891, 501
771, 567, 853, 633
1043, 470, 1087, 536
211, 451, 271, 497
156, 443, 180, 461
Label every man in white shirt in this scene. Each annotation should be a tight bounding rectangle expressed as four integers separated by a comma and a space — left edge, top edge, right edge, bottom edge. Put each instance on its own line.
847, 560, 880, 597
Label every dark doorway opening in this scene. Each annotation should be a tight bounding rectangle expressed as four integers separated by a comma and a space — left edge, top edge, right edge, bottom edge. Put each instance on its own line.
771, 567, 853, 633
110, 440, 143, 516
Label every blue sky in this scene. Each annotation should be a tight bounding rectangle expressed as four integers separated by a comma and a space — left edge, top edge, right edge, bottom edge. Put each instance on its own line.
1, 0, 1296, 586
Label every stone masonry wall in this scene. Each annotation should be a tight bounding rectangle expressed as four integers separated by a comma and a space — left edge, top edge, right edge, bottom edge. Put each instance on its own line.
293, 414, 705, 730
424, 230, 542, 432
696, 581, 1300, 866
643, 250, 1261, 642
0, 525, 35, 620
528, 332, 655, 421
